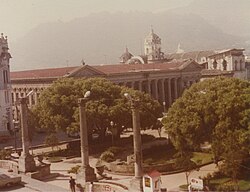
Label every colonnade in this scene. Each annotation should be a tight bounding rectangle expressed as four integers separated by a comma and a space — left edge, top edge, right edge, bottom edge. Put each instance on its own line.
11, 87, 44, 107
11, 77, 198, 110
119, 77, 197, 107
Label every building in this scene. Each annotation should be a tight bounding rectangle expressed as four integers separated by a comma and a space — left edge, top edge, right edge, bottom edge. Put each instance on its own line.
10, 60, 202, 109
166, 48, 249, 80
0, 33, 13, 135
207, 48, 247, 79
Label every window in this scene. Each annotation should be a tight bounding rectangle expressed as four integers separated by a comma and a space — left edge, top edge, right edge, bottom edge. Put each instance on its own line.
144, 178, 151, 187
213, 59, 217, 69
222, 60, 227, 71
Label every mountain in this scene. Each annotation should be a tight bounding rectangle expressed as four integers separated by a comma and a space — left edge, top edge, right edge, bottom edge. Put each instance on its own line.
172, 0, 250, 38
10, 10, 247, 71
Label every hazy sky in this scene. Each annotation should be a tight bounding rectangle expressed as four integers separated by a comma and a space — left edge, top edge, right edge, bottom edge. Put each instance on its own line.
0, 0, 192, 41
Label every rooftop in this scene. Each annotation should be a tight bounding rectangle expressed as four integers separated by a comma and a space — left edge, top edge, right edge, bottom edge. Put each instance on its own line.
11, 60, 194, 80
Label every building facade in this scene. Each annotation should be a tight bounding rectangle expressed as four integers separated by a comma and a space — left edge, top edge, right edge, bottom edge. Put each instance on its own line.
10, 60, 202, 109
207, 49, 247, 79
0, 33, 13, 135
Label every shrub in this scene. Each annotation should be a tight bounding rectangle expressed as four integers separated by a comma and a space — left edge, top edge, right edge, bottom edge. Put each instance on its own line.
100, 151, 115, 162
68, 165, 81, 174
107, 146, 124, 155
0, 149, 11, 160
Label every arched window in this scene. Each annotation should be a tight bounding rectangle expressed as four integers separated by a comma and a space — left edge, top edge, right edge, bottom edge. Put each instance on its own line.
222, 60, 227, 71
213, 59, 217, 69
235, 60, 238, 71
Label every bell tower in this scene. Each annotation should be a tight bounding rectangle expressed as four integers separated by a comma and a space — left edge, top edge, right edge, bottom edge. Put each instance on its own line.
0, 33, 13, 135
144, 27, 163, 63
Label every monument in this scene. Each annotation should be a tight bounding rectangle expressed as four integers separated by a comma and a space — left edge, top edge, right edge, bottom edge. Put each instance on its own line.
18, 96, 36, 173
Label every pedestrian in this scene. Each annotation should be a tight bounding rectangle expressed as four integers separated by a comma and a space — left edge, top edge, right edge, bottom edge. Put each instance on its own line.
89, 182, 93, 192
69, 176, 76, 192
188, 183, 192, 192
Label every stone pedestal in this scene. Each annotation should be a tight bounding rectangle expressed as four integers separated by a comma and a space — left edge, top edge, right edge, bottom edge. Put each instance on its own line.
130, 177, 143, 192
18, 153, 36, 173
76, 166, 96, 186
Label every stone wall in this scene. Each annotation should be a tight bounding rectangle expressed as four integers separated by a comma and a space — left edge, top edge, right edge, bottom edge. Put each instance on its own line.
0, 160, 18, 173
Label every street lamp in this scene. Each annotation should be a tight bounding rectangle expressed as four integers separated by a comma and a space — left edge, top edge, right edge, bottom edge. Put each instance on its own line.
77, 91, 96, 186
110, 121, 114, 146
124, 92, 143, 192
162, 101, 166, 113
12, 119, 19, 152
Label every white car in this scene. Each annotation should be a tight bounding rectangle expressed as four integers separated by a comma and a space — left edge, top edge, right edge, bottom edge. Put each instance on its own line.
0, 172, 21, 188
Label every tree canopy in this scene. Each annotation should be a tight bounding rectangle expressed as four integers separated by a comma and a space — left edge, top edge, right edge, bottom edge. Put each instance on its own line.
32, 77, 162, 139
162, 77, 250, 181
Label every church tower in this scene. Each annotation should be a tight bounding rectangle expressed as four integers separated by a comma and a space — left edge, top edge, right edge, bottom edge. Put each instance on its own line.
0, 33, 13, 136
144, 27, 164, 63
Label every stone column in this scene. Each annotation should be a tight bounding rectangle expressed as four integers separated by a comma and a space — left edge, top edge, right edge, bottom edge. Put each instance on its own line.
34, 92, 38, 105
28, 94, 32, 106
77, 98, 96, 186
147, 80, 151, 96
138, 81, 143, 92
130, 100, 143, 192
18, 97, 36, 173
161, 79, 166, 103
167, 78, 172, 106
13, 90, 17, 104
174, 78, 178, 100
153, 79, 158, 100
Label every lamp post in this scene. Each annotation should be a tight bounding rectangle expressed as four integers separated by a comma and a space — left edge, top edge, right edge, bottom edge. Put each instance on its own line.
12, 119, 19, 152
110, 121, 114, 146
76, 91, 96, 187
162, 101, 166, 113
124, 93, 143, 192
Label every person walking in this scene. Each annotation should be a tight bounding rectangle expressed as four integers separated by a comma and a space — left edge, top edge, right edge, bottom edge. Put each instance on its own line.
69, 176, 76, 192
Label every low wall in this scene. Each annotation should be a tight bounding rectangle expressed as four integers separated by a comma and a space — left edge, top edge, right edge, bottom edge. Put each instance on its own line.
108, 161, 175, 175
0, 160, 19, 173
85, 181, 128, 192
26, 164, 51, 180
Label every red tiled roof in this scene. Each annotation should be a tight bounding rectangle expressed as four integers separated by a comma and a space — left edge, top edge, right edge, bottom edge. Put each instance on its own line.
10, 60, 192, 80
146, 170, 161, 178
10, 66, 78, 79
92, 60, 188, 75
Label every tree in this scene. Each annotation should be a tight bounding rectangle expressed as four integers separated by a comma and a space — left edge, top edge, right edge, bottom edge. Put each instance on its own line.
162, 77, 250, 183
174, 152, 198, 186
33, 78, 162, 141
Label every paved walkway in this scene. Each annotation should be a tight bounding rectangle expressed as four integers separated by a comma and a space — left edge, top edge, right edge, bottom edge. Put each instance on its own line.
43, 156, 218, 191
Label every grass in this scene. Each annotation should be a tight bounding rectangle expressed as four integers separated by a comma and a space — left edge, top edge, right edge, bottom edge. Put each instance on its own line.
143, 145, 176, 165
208, 177, 250, 191
191, 152, 213, 165
143, 146, 213, 166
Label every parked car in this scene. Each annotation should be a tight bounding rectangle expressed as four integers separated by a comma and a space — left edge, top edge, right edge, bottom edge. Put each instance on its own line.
0, 172, 21, 188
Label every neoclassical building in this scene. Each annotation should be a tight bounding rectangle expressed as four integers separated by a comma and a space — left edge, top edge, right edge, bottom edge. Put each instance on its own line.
10, 59, 202, 108
0, 33, 13, 135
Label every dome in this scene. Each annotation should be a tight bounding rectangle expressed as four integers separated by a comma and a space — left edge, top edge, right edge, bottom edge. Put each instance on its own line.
145, 28, 161, 43
120, 47, 133, 63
